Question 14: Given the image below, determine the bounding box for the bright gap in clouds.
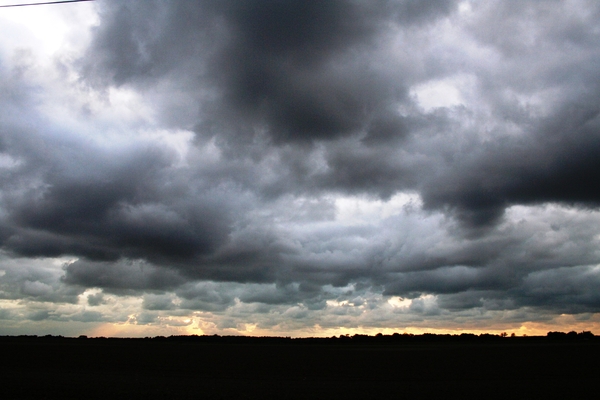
[388,296,413,308]
[0,0,97,59]
[334,192,422,225]
[410,74,476,111]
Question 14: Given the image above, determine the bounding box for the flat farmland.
[1,336,598,399]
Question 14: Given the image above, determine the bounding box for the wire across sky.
[0,0,93,8]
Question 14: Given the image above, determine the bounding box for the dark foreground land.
[1,334,599,399]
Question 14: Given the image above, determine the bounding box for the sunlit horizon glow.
[2,1,600,338]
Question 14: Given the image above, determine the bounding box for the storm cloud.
[1,0,600,336]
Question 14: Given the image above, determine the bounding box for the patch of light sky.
[39,85,157,136]
[410,74,477,112]
[0,2,199,167]
[388,296,413,308]
[0,0,98,60]
[0,153,21,169]
[334,192,422,225]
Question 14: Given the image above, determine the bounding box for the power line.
[0,0,94,8]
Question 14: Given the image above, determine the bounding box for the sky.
[1,0,600,338]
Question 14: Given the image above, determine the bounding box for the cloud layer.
[1,0,600,336]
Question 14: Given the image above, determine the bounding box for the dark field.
[1,335,598,399]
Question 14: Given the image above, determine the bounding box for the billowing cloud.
[1,0,600,337]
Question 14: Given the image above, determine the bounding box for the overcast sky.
[1,0,600,337]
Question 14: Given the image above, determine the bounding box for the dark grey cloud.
[62,259,184,292]
[517,265,600,313]
[0,80,234,265]
[417,0,600,228]
[0,255,83,304]
[422,101,600,227]
[82,0,457,144]
[3,0,600,333]
[176,281,237,312]
[142,293,175,311]
[86,292,105,306]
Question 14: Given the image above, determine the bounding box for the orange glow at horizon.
[81,314,600,338]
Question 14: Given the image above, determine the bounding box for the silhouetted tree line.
[1,330,596,345]
[546,330,595,340]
